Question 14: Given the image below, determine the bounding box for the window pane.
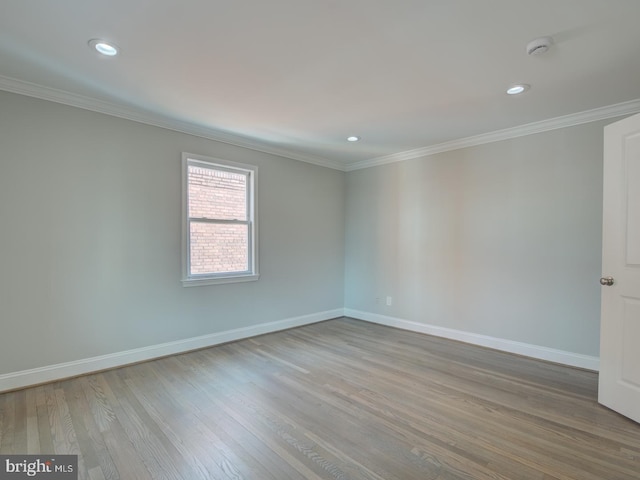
[190,222,249,274]
[188,165,247,220]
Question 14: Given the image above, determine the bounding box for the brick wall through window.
[188,166,249,274]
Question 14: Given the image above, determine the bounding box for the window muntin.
[182,153,258,286]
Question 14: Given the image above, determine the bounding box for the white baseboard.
[0,309,344,392]
[1,307,599,392]
[345,309,600,371]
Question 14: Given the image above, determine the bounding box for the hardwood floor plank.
[276,371,530,480]
[341,358,635,477]
[101,369,192,480]
[52,386,86,476]
[168,363,307,480]
[34,385,55,454]
[88,465,107,480]
[123,361,257,480]
[66,377,120,480]
[101,422,153,480]
[82,375,117,433]
[1,317,639,480]
[0,392,14,453]
[90,374,153,480]
[11,390,27,453]
[25,388,40,454]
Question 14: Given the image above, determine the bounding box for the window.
[182,153,258,286]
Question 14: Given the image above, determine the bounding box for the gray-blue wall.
[345,120,612,356]
[0,90,345,375]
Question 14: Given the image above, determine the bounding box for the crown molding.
[3,74,639,174]
[0,75,346,171]
[345,98,640,171]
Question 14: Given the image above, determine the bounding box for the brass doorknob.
[600,276,614,286]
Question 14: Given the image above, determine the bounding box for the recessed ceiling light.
[506,84,530,95]
[88,39,119,57]
[347,136,360,142]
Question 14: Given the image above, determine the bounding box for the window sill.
[182,273,260,287]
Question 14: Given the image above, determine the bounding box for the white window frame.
[181,152,259,286]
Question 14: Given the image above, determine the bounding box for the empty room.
[1,1,640,479]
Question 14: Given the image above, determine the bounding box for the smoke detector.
[526,36,553,56]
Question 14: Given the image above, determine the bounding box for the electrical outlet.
[386,296,392,306]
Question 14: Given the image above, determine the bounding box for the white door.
[598,112,640,423]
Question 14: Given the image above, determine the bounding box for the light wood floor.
[1,317,639,479]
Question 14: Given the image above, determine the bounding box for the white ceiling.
[1,0,640,170]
